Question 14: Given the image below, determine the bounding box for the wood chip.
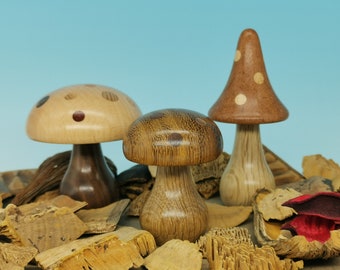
[263,145,304,185]
[127,190,151,216]
[0,243,37,270]
[35,232,144,270]
[197,227,303,270]
[256,188,301,221]
[206,202,252,229]
[0,203,87,252]
[303,154,340,189]
[144,239,202,270]
[76,199,130,234]
[0,169,36,197]
[113,226,156,257]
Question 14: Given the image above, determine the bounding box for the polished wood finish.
[26,84,142,208]
[123,109,223,245]
[209,29,288,124]
[60,144,119,208]
[26,84,142,144]
[220,124,275,206]
[124,109,223,166]
[140,166,208,245]
[209,29,288,206]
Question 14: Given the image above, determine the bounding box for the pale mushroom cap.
[26,84,142,144]
[123,109,223,166]
[209,28,289,124]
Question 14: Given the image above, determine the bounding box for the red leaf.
[282,192,340,221]
[281,214,336,243]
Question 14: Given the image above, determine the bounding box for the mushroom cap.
[26,84,142,144]
[209,29,289,124]
[123,108,223,166]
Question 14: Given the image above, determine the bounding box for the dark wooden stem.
[60,143,119,208]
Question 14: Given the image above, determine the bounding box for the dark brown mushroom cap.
[123,109,223,166]
[209,28,289,124]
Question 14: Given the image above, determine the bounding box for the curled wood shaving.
[256,188,301,221]
[76,199,130,234]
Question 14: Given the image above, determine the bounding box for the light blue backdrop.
[1,1,339,174]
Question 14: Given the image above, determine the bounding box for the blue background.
[1,1,339,174]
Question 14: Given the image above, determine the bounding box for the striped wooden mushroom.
[209,29,288,206]
[123,108,223,245]
[26,84,141,208]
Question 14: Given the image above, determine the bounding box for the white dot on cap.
[235,94,247,105]
[234,50,241,62]
[253,72,264,84]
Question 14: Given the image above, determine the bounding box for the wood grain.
[219,124,275,206]
[140,166,208,245]
[26,84,141,144]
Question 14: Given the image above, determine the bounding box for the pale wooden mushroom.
[209,29,288,206]
[26,84,141,208]
[123,108,223,245]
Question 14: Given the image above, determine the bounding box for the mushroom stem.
[60,143,119,208]
[140,165,208,245]
[220,124,275,206]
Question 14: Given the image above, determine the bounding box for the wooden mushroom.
[209,29,288,206]
[26,84,141,208]
[123,108,223,245]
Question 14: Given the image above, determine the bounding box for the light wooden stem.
[140,166,208,245]
[219,124,275,206]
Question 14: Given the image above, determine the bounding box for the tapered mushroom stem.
[219,124,275,206]
[60,143,119,208]
[140,165,208,245]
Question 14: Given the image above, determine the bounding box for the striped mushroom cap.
[209,29,288,124]
[123,109,223,166]
[26,84,142,144]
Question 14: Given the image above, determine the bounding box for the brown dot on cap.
[84,84,97,87]
[64,93,76,100]
[168,132,183,147]
[102,91,119,102]
[36,96,49,108]
[72,111,85,122]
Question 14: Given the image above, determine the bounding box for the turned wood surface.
[26,84,142,144]
[208,28,288,125]
[123,108,223,166]
[140,166,208,245]
[219,124,275,206]
[60,144,119,209]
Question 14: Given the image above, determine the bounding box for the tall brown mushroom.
[26,84,142,208]
[123,108,223,245]
[209,29,288,206]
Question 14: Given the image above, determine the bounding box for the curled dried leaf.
[254,188,340,259]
